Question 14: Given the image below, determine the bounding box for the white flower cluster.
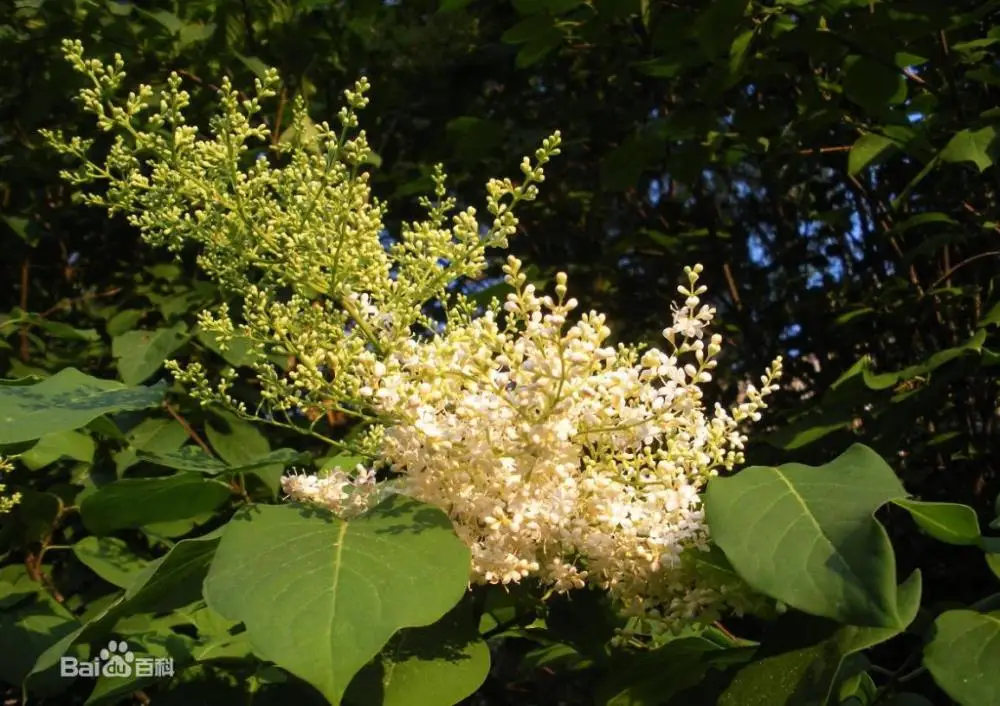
[352,260,781,624]
[50,41,783,628]
[281,466,379,519]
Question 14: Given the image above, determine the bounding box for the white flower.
[363,260,782,627]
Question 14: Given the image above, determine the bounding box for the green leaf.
[438,0,473,10]
[982,538,1000,580]
[0,368,166,444]
[941,126,998,172]
[892,499,981,546]
[178,22,215,48]
[859,330,988,390]
[843,56,907,111]
[234,53,271,80]
[20,430,95,470]
[891,212,957,235]
[0,568,79,689]
[760,404,857,450]
[0,490,61,549]
[705,444,908,627]
[924,609,1000,705]
[138,446,301,476]
[84,631,196,705]
[346,602,490,706]
[112,324,189,385]
[980,300,1000,327]
[204,496,471,705]
[598,638,751,705]
[728,29,754,79]
[631,58,685,78]
[106,309,146,337]
[693,0,750,58]
[719,571,921,706]
[113,418,189,476]
[848,133,898,175]
[29,534,220,679]
[2,215,42,245]
[206,411,269,465]
[80,474,232,535]
[135,8,184,34]
[987,552,1000,581]
[72,537,150,589]
[8,310,100,342]
[104,0,133,16]
[502,15,553,44]
[320,454,367,472]
[137,446,229,474]
[516,30,562,67]
[196,328,258,367]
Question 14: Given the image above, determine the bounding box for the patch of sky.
[779,322,802,358]
[648,178,663,205]
[747,232,771,267]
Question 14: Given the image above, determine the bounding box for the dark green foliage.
[2,0,999,704]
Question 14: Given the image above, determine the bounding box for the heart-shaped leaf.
[925,609,1000,705]
[705,444,908,627]
[204,496,471,704]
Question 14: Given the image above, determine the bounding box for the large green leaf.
[206,411,270,465]
[80,474,232,535]
[0,368,166,444]
[940,126,998,172]
[20,429,95,470]
[137,446,300,476]
[205,411,291,495]
[345,602,490,706]
[718,571,921,706]
[112,324,189,385]
[204,496,471,705]
[858,330,988,390]
[892,499,981,546]
[84,630,197,706]
[29,534,221,679]
[72,536,150,589]
[0,566,80,690]
[597,638,752,706]
[985,537,1000,580]
[924,609,1000,705]
[704,444,908,627]
[113,418,190,476]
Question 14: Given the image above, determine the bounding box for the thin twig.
[722,263,742,311]
[798,145,851,155]
[928,251,1000,290]
[164,402,214,456]
[38,287,123,319]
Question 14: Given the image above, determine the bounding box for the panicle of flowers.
[0,457,21,515]
[50,41,785,630]
[358,260,782,626]
[44,39,561,435]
